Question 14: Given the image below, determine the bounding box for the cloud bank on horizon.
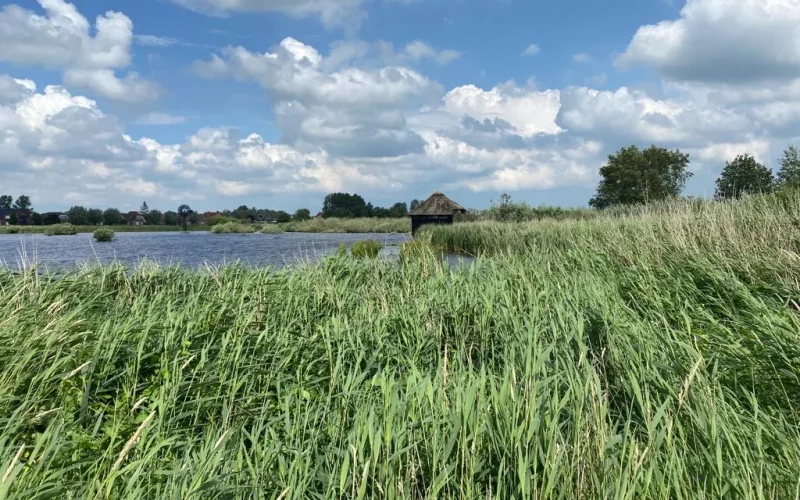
[0,0,798,211]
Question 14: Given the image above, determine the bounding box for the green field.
[1,193,799,498]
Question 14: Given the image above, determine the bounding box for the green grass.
[0,225,207,235]
[1,192,800,497]
[351,239,383,258]
[280,217,410,233]
[209,222,257,234]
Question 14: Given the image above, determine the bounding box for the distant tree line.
[588,143,800,209]
[322,193,409,218]
[10,143,794,228]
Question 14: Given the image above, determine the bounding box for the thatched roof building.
[408,191,465,235]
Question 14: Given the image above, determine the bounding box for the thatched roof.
[409,191,466,216]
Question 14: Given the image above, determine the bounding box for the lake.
[0,231,471,270]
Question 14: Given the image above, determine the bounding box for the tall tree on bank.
[715,154,774,199]
[86,208,103,225]
[103,208,123,226]
[589,145,692,209]
[163,211,179,226]
[140,201,150,215]
[145,209,163,225]
[776,145,800,190]
[293,208,311,221]
[322,193,370,218]
[0,195,12,209]
[13,195,32,210]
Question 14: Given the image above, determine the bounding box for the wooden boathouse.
[408,191,466,235]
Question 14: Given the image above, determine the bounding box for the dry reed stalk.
[2,444,25,484]
[112,411,156,471]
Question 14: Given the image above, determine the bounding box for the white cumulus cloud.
[616,0,800,83]
[0,0,160,102]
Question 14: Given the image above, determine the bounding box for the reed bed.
[280,217,410,233]
[209,222,258,234]
[1,192,799,498]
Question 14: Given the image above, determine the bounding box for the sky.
[1,0,799,213]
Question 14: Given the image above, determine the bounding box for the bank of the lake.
[0,217,411,236]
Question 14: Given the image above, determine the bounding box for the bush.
[260,224,284,234]
[351,239,383,259]
[208,215,238,226]
[93,227,115,242]
[44,224,77,236]
[210,222,257,234]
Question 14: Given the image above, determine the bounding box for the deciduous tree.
[103,208,123,226]
[776,145,800,190]
[589,145,692,209]
[715,154,774,199]
[13,195,32,210]
[163,211,179,226]
[322,193,370,218]
[86,208,103,225]
[66,206,89,225]
[293,208,311,221]
[145,209,163,225]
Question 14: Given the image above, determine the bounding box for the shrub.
[93,227,115,242]
[351,239,382,259]
[260,224,284,234]
[210,222,257,234]
[44,224,77,236]
[208,215,238,226]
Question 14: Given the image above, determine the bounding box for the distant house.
[58,214,70,223]
[0,209,33,226]
[254,211,267,223]
[127,211,146,226]
[199,211,220,225]
[407,191,466,235]
[315,212,324,219]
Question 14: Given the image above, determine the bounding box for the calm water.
[0,231,471,270]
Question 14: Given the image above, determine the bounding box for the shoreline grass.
[209,221,257,234]
[1,193,799,497]
[0,219,411,235]
[0,225,207,235]
[280,217,410,233]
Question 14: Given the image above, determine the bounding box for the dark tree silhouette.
[178,204,193,231]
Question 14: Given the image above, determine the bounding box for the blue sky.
[1,0,798,213]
